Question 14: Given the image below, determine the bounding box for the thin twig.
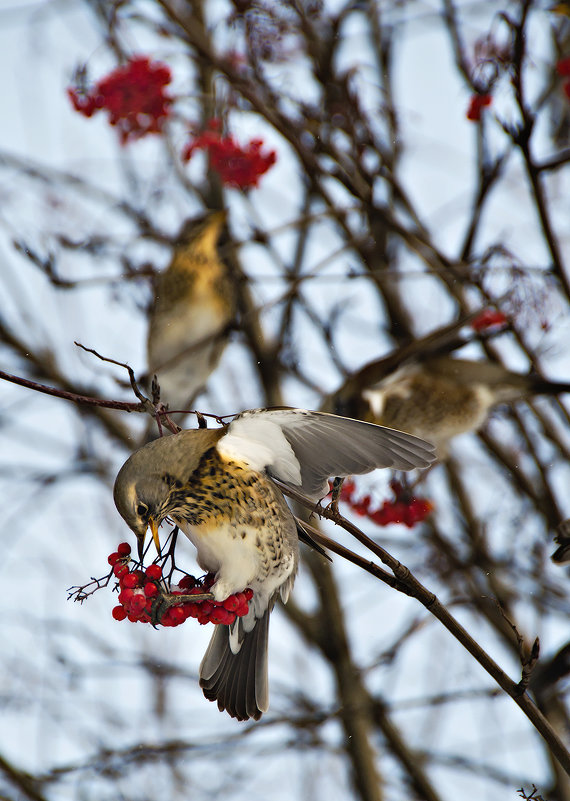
[0,370,146,413]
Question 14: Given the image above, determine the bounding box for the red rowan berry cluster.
[68,60,278,186]
[107,543,253,627]
[182,119,277,189]
[68,56,172,144]
[339,479,433,528]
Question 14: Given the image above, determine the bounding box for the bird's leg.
[329,476,344,514]
[312,477,343,520]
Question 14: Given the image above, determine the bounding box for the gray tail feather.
[199,609,270,721]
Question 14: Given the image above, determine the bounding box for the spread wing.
[218,408,436,500]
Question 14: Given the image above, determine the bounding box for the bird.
[113,407,436,721]
[146,210,235,419]
[360,356,570,457]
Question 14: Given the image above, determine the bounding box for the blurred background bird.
[113,408,436,720]
[360,356,570,457]
[146,210,235,425]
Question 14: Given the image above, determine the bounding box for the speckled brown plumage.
[166,447,295,592]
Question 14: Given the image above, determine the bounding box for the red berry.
[200,601,213,616]
[370,507,389,525]
[351,495,371,515]
[466,93,492,122]
[404,499,432,526]
[185,603,199,618]
[144,582,159,598]
[108,552,120,565]
[223,595,239,611]
[391,502,407,523]
[168,607,186,626]
[131,593,146,612]
[339,478,356,502]
[244,588,254,601]
[145,564,162,580]
[117,542,131,556]
[471,309,507,331]
[556,57,570,78]
[112,605,127,621]
[118,588,135,605]
[113,563,129,578]
[210,608,227,624]
[178,575,197,590]
[122,573,140,589]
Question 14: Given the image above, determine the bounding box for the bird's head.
[113,454,173,560]
[113,428,225,559]
[177,209,228,252]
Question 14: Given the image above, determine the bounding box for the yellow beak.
[137,516,161,561]
[149,516,161,552]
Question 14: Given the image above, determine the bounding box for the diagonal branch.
[277,480,570,776]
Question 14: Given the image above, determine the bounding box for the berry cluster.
[466,93,493,122]
[339,479,433,528]
[68,62,278,186]
[182,119,277,189]
[107,544,253,627]
[68,56,172,144]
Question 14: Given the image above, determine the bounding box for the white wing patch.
[217,416,302,486]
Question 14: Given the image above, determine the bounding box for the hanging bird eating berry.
[113,408,436,720]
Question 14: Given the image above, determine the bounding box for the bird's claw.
[150,590,214,626]
[329,476,344,514]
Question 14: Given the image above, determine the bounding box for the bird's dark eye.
[137,503,149,518]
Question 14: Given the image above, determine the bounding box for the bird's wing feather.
[220,409,436,500]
